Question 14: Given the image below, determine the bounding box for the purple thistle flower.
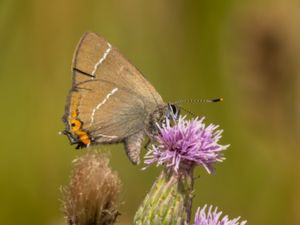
[144,116,229,173]
[194,205,247,225]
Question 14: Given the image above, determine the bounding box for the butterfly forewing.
[72,32,164,107]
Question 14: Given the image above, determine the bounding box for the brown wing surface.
[72,79,147,143]
[72,32,164,109]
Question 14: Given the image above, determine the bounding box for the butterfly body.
[62,32,174,164]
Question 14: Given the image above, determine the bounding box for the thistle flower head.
[144,116,229,173]
[63,151,121,225]
[194,205,247,225]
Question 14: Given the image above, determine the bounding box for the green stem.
[134,169,194,225]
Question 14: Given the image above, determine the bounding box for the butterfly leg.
[144,138,151,149]
[124,131,145,165]
[143,128,157,149]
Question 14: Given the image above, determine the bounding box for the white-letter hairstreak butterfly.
[62,32,179,164]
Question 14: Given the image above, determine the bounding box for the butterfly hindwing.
[75,79,146,142]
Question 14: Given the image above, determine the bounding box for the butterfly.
[62,32,179,164]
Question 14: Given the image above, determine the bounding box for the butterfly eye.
[170,104,177,114]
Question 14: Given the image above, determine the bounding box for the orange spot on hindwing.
[68,92,91,145]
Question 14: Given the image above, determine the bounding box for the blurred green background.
[0,0,299,224]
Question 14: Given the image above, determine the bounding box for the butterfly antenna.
[177,105,196,117]
[173,98,223,104]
